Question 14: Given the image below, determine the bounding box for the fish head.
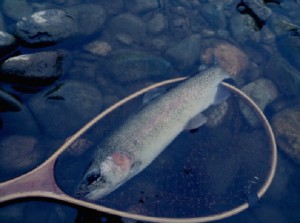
[76,152,133,200]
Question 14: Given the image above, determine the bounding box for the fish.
[76,66,231,200]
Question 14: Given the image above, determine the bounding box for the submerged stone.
[147,13,166,35]
[28,81,103,138]
[230,14,260,43]
[239,78,279,127]
[0,135,43,174]
[108,13,146,43]
[0,106,39,135]
[238,0,272,28]
[269,15,298,36]
[0,203,25,223]
[16,9,77,44]
[165,34,201,70]
[83,41,112,57]
[65,4,107,36]
[204,101,229,128]
[126,0,161,14]
[0,12,5,31]
[265,54,300,97]
[272,105,300,163]
[0,51,64,86]
[115,33,134,45]
[277,33,300,71]
[200,40,249,77]
[201,2,227,29]
[2,0,33,21]
[15,4,106,44]
[0,89,23,112]
[109,50,172,83]
[0,31,18,59]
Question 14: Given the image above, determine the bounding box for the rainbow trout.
[76,66,231,200]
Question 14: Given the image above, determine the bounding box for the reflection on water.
[0,0,300,222]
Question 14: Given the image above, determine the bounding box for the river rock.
[0,12,5,31]
[238,0,272,27]
[0,31,18,59]
[27,81,103,138]
[147,13,166,35]
[0,89,22,112]
[239,78,279,127]
[126,0,161,14]
[204,101,229,128]
[109,50,172,83]
[15,4,106,44]
[0,203,25,223]
[16,9,77,44]
[0,51,64,86]
[23,202,75,223]
[52,0,81,5]
[265,54,300,97]
[2,0,33,21]
[0,106,39,135]
[230,14,260,43]
[115,33,134,45]
[65,4,106,36]
[108,13,146,43]
[151,37,167,50]
[261,26,276,44]
[277,33,300,71]
[200,40,249,77]
[165,34,201,71]
[83,41,112,57]
[264,152,295,203]
[269,14,298,36]
[272,105,300,163]
[200,2,227,29]
[253,205,287,223]
[0,135,43,175]
[100,0,124,15]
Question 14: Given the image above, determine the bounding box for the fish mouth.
[74,183,90,198]
[75,178,124,201]
[74,186,100,200]
[74,179,111,200]
[74,189,89,198]
[78,187,112,201]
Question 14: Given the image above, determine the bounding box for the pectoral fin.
[185,113,207,132]
[213,84,231,105]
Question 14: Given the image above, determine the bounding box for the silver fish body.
[76,66,230,200]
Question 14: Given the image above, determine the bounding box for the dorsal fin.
[185,113,207,132]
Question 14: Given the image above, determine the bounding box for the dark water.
[1,0,300,223]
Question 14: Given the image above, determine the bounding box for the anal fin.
[185,113,207,132]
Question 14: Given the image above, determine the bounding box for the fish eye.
[86,172,101,185]
[85,172,107,185]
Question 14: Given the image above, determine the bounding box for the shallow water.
[1,0,300,222]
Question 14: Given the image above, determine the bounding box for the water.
[1,0,300,222]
